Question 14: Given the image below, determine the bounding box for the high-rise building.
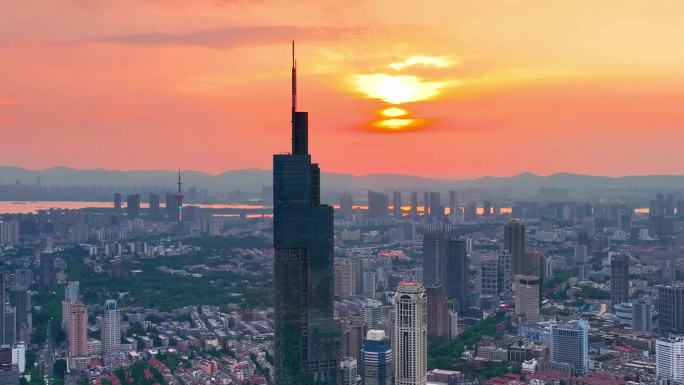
[393,191,402,219]
[361,300,383,329]
[3,307,15,346]
[482,201,492,217]
[40,253,56,290]
[610,254,629,310]
[68,301,88,359]
[8,286,30,343]
[423,192,429,217]
[334,259,357,297]
[410,192,418,218]
[395,282,427,385]
[425,285,448,343]
[339,357,361,385]
[0,221,19,244]
[368,191,389,219]
[362,271,377,299]
[575,244,589,281]
[149,193,160,218]
[13,270,31,288]
[658,283,684,335]
[446,239,467,311]
[341,318,365,364]
[113,193,122,213]
[448,310,459,339]
[340,192,353,221]
[361,330,392,385]
[656,337,684,383]
[428,192,443,220]
[272,43,339,385]
[514,275,540,323]
[504,219,527,275]
[550,320,589,376]
[126,194,140,219]
[101,300,121,354]
[422,232,448,288]
[448,191,457,218]
[0,273,5,346]
[632,300,654,333]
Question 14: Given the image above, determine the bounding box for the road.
[41,321,55,385]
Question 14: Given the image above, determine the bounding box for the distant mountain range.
[1,165,684,195]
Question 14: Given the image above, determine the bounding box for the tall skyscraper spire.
[291,41,308,155]
[273,43,339,385]
[177,168,182,193]
[175,169,184,222]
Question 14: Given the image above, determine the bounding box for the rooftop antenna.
[177,168,182,193]
[291,40,297,151]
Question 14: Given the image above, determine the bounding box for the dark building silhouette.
[392,191,402,218]
[483,200,492,217]
[339,192,353,221]
[272,43,339,385]
[429,192,443,220]
[410,192,418,217]
[610,254,629,310]
[149,193,160,218]
[165,193,179,219]
[448,190,457,217]
[425,284,448,343]
[368,191,389,219]
[504,219,527,275]
[658,283,684,335]
[40,253,56,290]
[447,239,468,311]
[126,194,140,219]
[423,233,468,311]
[113,193,122,213]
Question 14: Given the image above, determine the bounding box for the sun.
[353,74,450,104]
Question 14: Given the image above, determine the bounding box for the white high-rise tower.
[101,299,121,353]
[394,282,427,385]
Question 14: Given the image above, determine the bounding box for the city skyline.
[2,1,684,177]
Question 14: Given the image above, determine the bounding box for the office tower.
[663,259,676,284]
[422,232,448,288]
[0,221,19,244]
[658,283,684,334]
[340,192,353,221]
[393,191,402,219]
[448,310,459,339]
[368,191,389,219]
[446,239,468,311]
[448,191,457,217]
[13,270,31,288]
[428,192,442,220]
[40,253,56,290]
[425,285,448,343]
[504,219,526,275]
[632,300,654,333]
[101,300,121,354]
[656,337,684,382]
[341,318,365,363]
[394,282,427,385]
[410,192,418,218]
[272,44,339,385]
[610,254,629,310]
[482,201,492,217]
[361,300,383,329]
[3,307,15,346]
[514,275,540,323]
[334,259,357,297]
[126,194,140,219]
[362,330,392,385]
[423,192,429,216]
[550,320,589,376]
[575,244,589,281]
[113,193,122,213]
[149,193,160,218]
[8,286,30,342]
[665,193,676,216]
[0,345,17,385]
[339,357,361,385]
[68,301,88,359]
[363,271,377,299]
[165,193,179,219]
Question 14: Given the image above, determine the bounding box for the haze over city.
[2,1,684,177]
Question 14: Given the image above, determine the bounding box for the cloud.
[87,25,369,49]
[388,55,456,71]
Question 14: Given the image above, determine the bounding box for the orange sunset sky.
[1,0,684,178]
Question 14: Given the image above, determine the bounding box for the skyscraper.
[446,239,468,311]
[149,193,160,218]
[514,275,540,323]
[126,194,140,219]
[610,254,629,310]
[658,283,684,335]
[504,219,526,275]
[68,301,88,359]
[339,357,361,385]
[368,191,389,219]
[334,259,357,298]
[410,192,418,218]
[113,193,122,213]
[656,337,684,383]
[175,170,184,222]
[340,192,353,221]
[395,282,427,385]
[272,43,339,385]
[423,233,468,310]
[422,232,448,287]
[8,285,30,343]
[393,191,402,219]
[361,330,392,385]
[550,320,589,376]
[425,285,448,343]
[101,300,121,354]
